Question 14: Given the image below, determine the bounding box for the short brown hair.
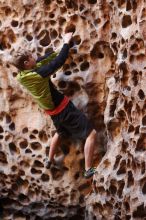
[14,52,31,70]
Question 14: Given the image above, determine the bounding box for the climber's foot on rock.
[83,167,96,179]
[45,157,63,170]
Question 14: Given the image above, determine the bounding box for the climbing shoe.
[46,161,52,169]
[44,159,52,169]
[83,167,96,178]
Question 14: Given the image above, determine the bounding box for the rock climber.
[14,32,97,178]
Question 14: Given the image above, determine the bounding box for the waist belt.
[45,96,69,116]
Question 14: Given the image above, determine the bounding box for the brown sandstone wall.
[0,0,145,220]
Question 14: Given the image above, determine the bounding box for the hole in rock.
[31,202,44,210]
[45,146,50,156]
[33,160,44,168]
[90,41,114,61]
[141,162,145,175]
[29,134,36,139]
[138,89,145,100]
[25,148,32,154]
[31,168,42,174]
[74,172,80,180]
[11,20,18,27]
[122,38,126,45]
[117,160,126,175]
[5,114,11,123]
[91,48,104,59]
[87,0,97,4]
[50,29,58,39]
[133,203,146,218]
[37,47,43,53]
[39,130,48,142]
[30,142,42,150]
[117,110,126,121]
[11,165,17,172]
[13,211,27,219]
[132,1,137,10]
[22,127,28,133]
[141,178,146,194]
[54,40,60,47]
[73,68,79,73]
[109,95,118,117]
[129,55,135,63]
[65,0,78,9]
[0,151,7,163]
[124,100,132,118]
[128,125,134,133]
[0,126,3,133]
[70,62,76,68]
[4,7,12,16]
[126,215,131,220]
[64,71,72,76]
[19,139,28,149]
[58,81,67,89]
[107,119,121,139]
[112,42,118,53]
[123,48,127,59]
[114,155,122,170]
[124,201,130,212]
[126,0,132,11]
[32,129,38,134]
[130,43,138,52]
[127,170,134,187]
[44,0,51,4]
[131,70,138,86]
[109,180,117,195]
[9,142,18,155]
[122,15,132,28]
[26,34,33,41]
[136,134,146,151]
[117,180,125,198]
[142,115,146,126]
[18,193,29,204]
[72,35,81,45]
[65,24,76,33]
[59,17,66,26]
[49,13,55,18]
[54,187,61,194]
[62,81,81,96]
[79,194,84,204]
[12,72,17,77]
[60,144,70,155]
[41,173,50,181]
[40,30,51,47]
[9,122,15,130]
[50,20,56,26]
[78,182,90,192]
[80,61,89,71]
[119,62,129,85]
[97,186,105,194]
[50,167,64,180]
[19,160,30,168]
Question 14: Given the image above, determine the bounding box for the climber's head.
[14,52,36,71]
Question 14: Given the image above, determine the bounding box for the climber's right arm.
[36,43,70,77]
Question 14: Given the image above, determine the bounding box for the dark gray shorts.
[51,101,93,140]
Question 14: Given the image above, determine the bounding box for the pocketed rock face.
[0,0,145,220]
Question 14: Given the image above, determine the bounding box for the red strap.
[45,96,69,116]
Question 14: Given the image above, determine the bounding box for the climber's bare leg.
[84,129,97,171]
[48,132,61,162]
